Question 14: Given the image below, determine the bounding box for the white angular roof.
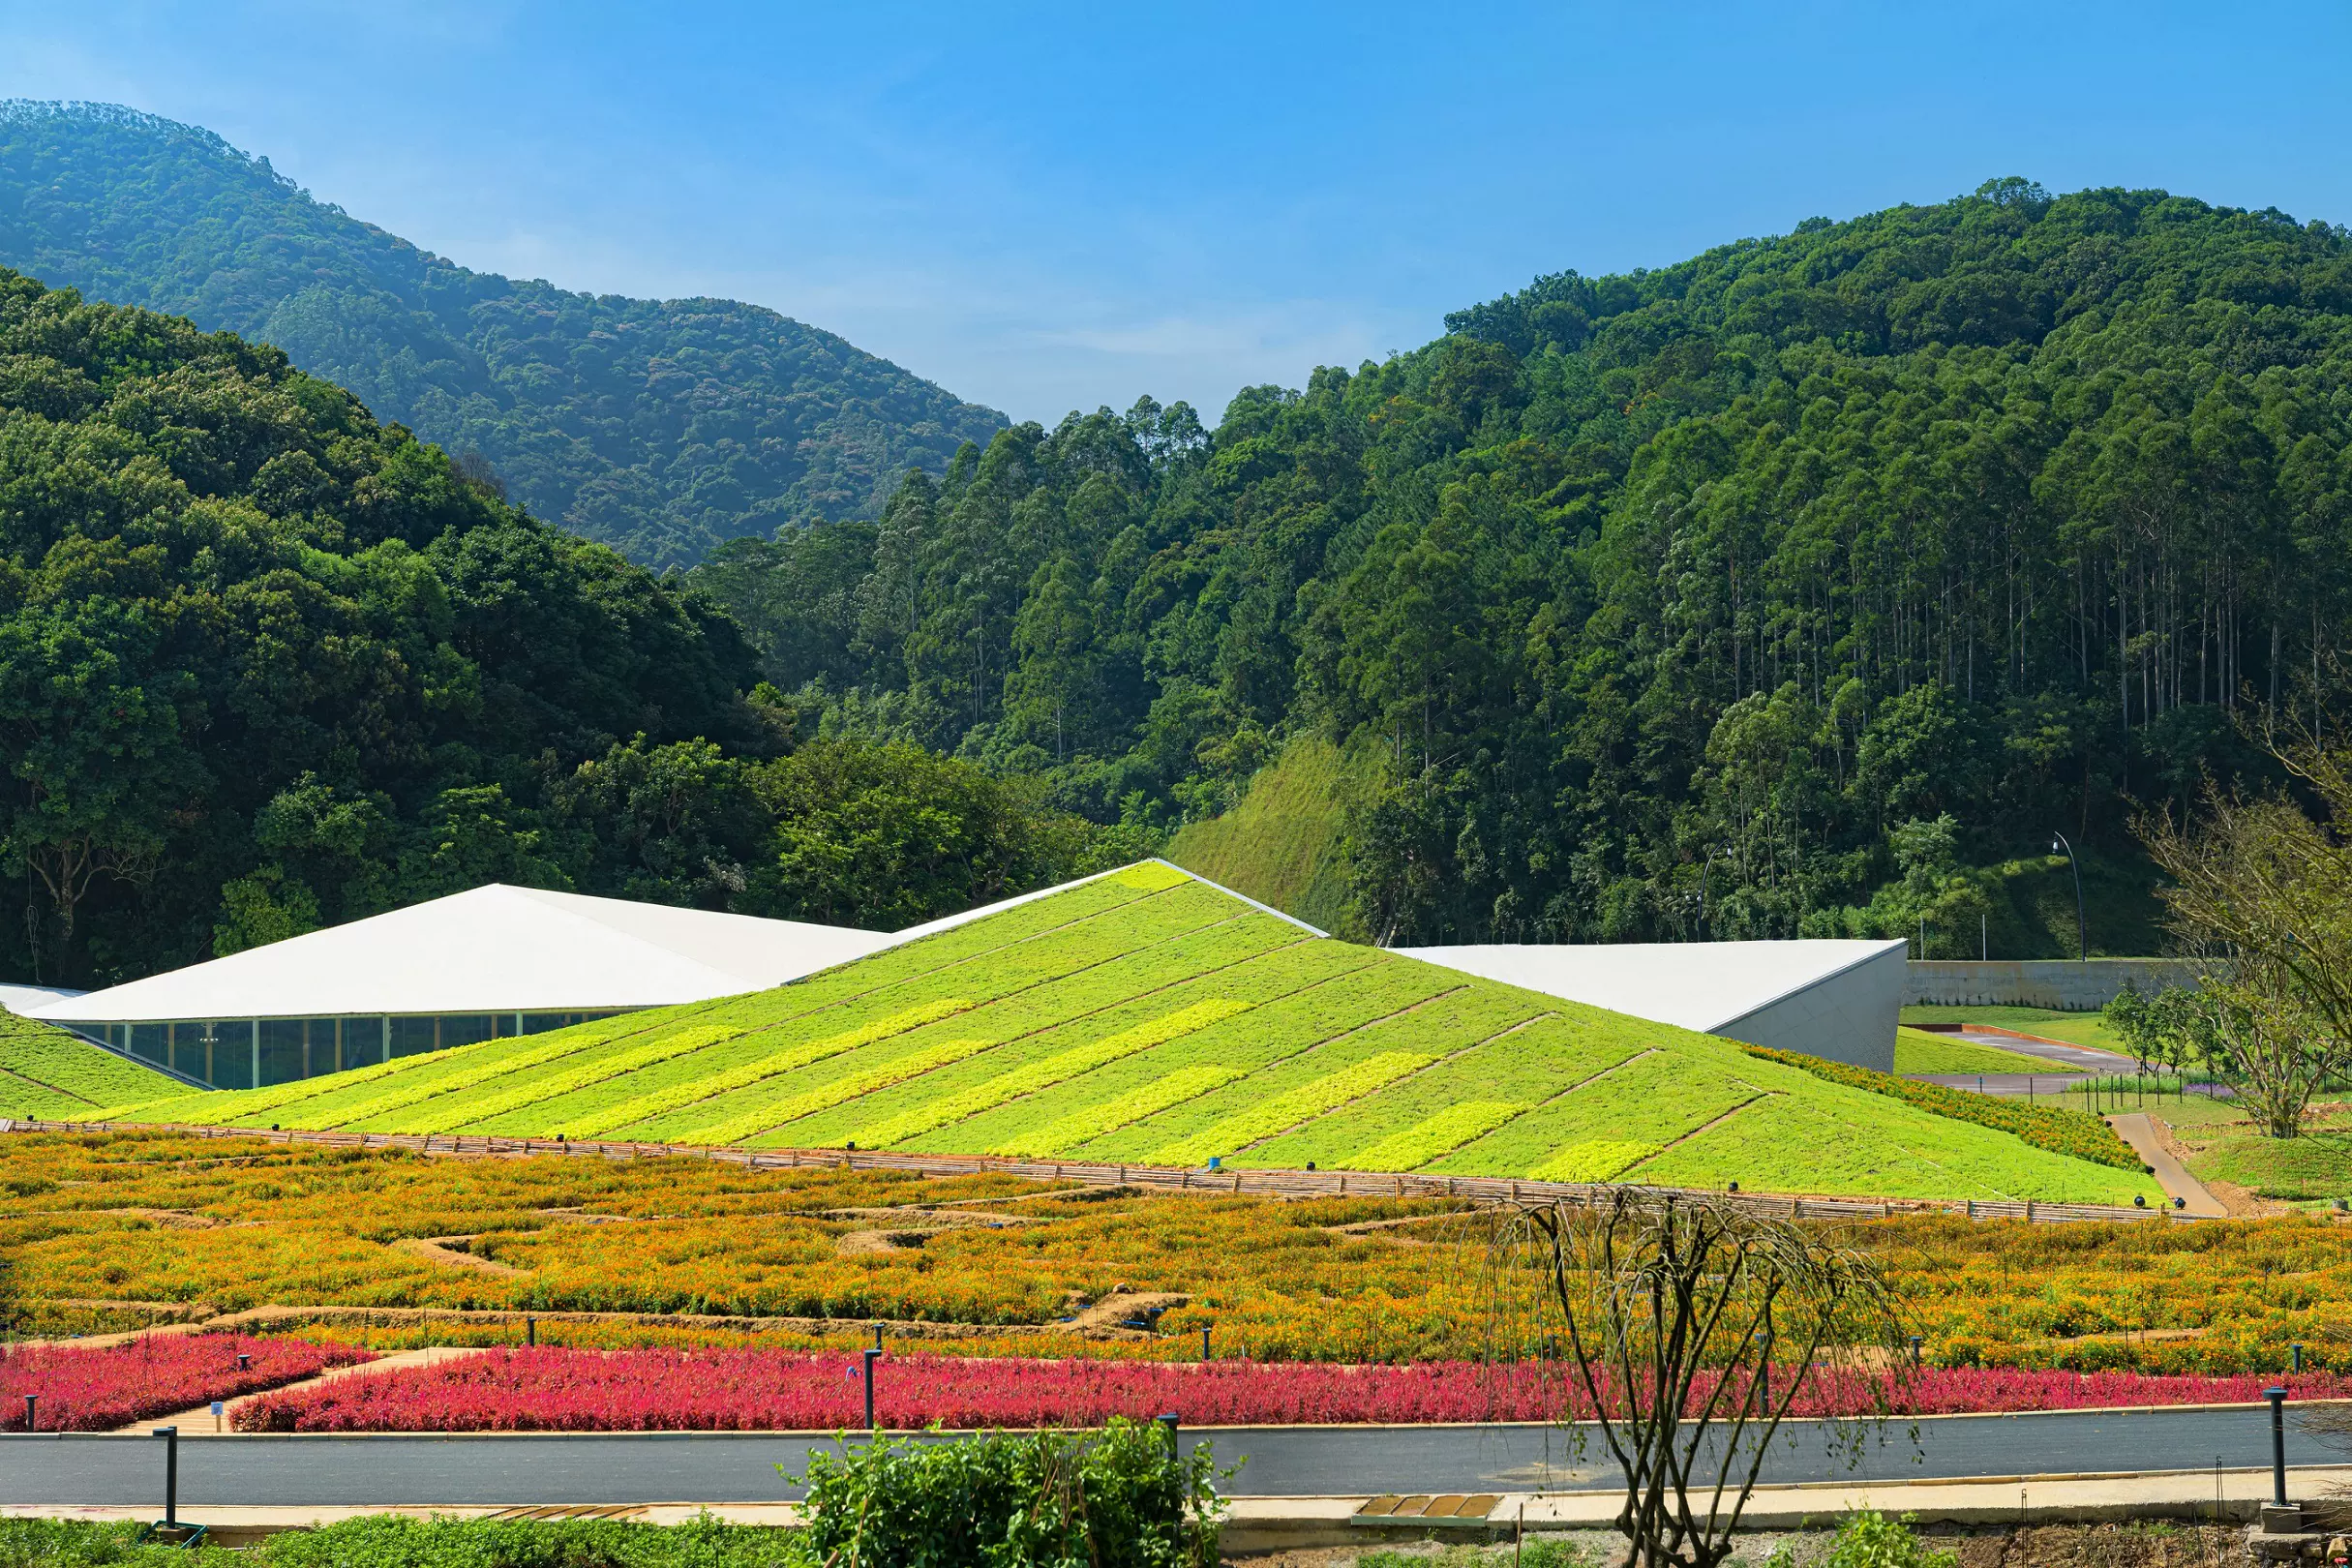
[33,885,894,1024]
[0,982,82,1015]
[1394,939,1908,1034]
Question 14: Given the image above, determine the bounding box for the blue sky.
[3,2,2348,424]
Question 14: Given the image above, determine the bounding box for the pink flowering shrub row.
[0,1334,373,1431]
[228,1346,2352,1432]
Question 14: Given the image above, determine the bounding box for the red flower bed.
[227,1346,2352,1432]
[0,1334,374,1432]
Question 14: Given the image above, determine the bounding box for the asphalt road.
[1,1405,2337,1506]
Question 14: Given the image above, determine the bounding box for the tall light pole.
[2050,831,2087,961]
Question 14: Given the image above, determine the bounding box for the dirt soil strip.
[107,1346,492,1434]
[0,1115,2186,1226]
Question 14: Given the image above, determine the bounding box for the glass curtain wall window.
[86,1012,622,1088]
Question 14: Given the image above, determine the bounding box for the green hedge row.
[1738,1046,2146,1172]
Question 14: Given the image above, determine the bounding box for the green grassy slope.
[1893,1027,2055,1075]
[1901,1006,2129,1054]
[1163,737,1385,938]
[87,864,2164,1204]
[0,1008,181,1120]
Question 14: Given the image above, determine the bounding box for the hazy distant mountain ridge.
[0,101,1006,565]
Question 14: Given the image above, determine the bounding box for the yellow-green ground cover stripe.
[805,924,1325,1151]
[635,907,1287,1146]
[1247,1009,1645,1170]
[547,1002,975,1138]
[985,1066,1244,1158]
[933,944,1392,1157]
[1430,1051,1769,1181]
[370,1025,748,1135]
[824,998,1256,1151]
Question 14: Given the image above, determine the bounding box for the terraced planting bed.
[82,864,2163,1206]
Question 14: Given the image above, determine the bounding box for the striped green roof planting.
[84,864,2163,1205]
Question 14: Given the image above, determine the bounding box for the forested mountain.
[0,270,1112,988]
[0,101,1006,568]
[692,179,2352,954]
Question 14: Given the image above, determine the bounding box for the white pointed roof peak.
[34,884,894,1024]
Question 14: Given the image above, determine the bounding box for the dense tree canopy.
[693,180,2352,953]
[0,270,1102,987]
[0,101,1007,568]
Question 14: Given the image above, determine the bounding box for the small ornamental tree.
[2138,725,2352,1138]
[1491,1191,1909,1568]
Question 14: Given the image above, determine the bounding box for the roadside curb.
[13,1464,2352,1552]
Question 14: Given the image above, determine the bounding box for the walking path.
[2108,1113,2228,1217]
[111,1347,490,1434]
[1945,1027,2139,1075]
[8,1402,2337,1505]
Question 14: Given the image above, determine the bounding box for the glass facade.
[75,1011,620,1090]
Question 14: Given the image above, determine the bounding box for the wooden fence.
[0,1116,2192,1225]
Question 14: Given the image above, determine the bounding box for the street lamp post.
[2050,831,2087,961]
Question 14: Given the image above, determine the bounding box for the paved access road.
[1,1405,2336,1506]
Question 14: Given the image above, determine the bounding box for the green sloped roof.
[89,863,2162,1205]
[1,1007,182,1120]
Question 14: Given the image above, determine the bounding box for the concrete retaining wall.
[1904,958,2195,1010]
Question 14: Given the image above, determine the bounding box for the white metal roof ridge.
[1391,938,1909,1034]
[32,885,896,1024]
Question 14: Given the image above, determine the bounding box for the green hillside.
[0,1008,181,1121]
[1162,737,1384,937]
[0,260,1098,991]
[688,179,2352,950]
[0,102,1006,567]
[93,864,2161,1205]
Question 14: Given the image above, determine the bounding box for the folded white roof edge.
[1706,939,1911,1035]
[1392,938,1910,1034]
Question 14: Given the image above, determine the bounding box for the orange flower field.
[3,1130,2346,1374]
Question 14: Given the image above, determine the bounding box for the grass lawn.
[2156,1095,2352,1202]
[1901,1004,2130,1055]
[80,864,2162,1204]
[1892,1026,2053,1075]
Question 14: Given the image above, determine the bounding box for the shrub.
[1807,1512,1958,1568]
[792,1419,1225,1568]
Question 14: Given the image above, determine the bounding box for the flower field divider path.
[0,1115,2192,1226]
[106,1345,495,1433]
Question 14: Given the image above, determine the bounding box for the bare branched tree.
[1490,1191,1907,1568]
